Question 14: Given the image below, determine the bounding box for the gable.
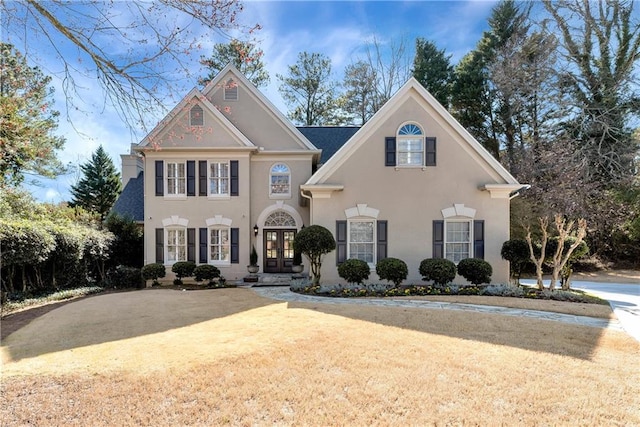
[138,90,254,150]
[306,79,520,187]
[203,67,319,154]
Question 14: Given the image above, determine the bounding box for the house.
[115,64,525,284]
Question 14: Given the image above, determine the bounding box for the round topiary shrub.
[172,261,196,285]
[141,263,166,286]
[419,258,456,285]
[457,258,492,285]
[193,264,220,284]
[338,258,370,284]
[376,257,408,286]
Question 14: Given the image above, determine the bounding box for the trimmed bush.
[419,258,456,285]
[376,257,408,286]
[141,263,166,286]
[457,258,492,285]
[172,261,196,279]
[194,264,220,284]
[338,258,370,284]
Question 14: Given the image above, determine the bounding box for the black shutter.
[377,220,388,262]
[187,161,196,196]
[336,221,347,265]
[230,227,239,264]
[199,228,208,263]
[474,220,485,260]
[230,160,239,196]
[187,228,196,262]
[433,220,444,259]
[155,161,164,196]
[198,161,207,196]
[155,228,164,263]
[385,137,396,166]
[425,137,436,166]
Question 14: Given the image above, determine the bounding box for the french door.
[264,229,295,273]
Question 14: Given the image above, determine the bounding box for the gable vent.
[190,105,203,126]
[224,79,238,101]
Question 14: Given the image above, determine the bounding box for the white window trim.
[443,219,473,264]
[209,226,231,266]
[269,163,291,199]
[347,218,377,269]
[396,122,425,168]
[165,161,187,199]
[208,160,231,199]
[165,227,187,265]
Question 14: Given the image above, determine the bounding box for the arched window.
[269,163,291,197]
[264,210,296,227]
[397,123,424,166]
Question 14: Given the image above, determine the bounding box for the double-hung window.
[209,162,229,196]
[270,163,290,197]
[445,221,471,263]
[210,227,230,263]
[166,228,186,263]
[167,162,186,196]
[397,123,424,166]
[348,220,375,264]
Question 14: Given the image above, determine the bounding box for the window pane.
[349,221,374,263]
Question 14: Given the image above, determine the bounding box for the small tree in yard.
[293,225,336,286]
[524,214,588,290]
[501,239,531,284]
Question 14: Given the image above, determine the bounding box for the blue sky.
[8,0,501,202]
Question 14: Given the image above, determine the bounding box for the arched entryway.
[256,202,303,273]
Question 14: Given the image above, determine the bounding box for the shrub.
[338,259,370,284]
[419,258,456,285]
[293,249,302,266]
[106,265,143,289]
[172,261,196,279]
[293,225,336,286]
[457,258,492,285]
[194,264,220,284]
[376,257,408,286]
[141,263,166,286]
[249,245,258,266]
[501,239,531,282]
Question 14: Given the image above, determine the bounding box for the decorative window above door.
[264,210,296,227]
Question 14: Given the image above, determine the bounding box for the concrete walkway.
[251,286,626,335]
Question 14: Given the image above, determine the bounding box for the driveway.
[522,279,640,342]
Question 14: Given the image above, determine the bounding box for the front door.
[264,229,296,273]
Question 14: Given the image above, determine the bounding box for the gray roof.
[297,126,360,163]
[111,171,144,222]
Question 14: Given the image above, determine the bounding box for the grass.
[1,288,638,426]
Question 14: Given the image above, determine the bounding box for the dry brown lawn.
[2,288,639,426]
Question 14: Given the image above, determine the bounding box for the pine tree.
[412,38,454,108]
[199,39,270,87]
[70,146,122,221]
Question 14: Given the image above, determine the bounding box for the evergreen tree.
[277,52,346,125]
[199,39,269,87]
[0,43,66,188]
[412,38,454,108]
[70,146,122,221]
[341,60,377,125]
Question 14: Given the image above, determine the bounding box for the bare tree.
[1,0,258,133]
[364,36,412,112]
[524,216,549,290]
